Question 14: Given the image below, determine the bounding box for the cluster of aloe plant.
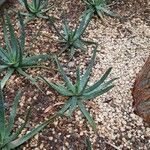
[40,46,116,130]
[0,87,57,150]
[0,0,120,149]
[49,13,94,59]
[0,13,50,89]
[18,0,52,22]
[82,0,120,22]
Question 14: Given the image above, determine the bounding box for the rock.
[132,55,150,123]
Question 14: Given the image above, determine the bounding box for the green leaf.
[79,45,97,93]
[2,107,31,147]
[97,10,105,22]
[55,57,75,93]
[5,91,21,137]
[34,0,40,10]
[22,54,50,66]
[0,65,8,72]
[83,85,114,100]
[18,12,25,54]
[69,47,75,60]
[39,76,73,96]
[18,0,25,6]
[2,20,12,56]
[23,0,33,13]
[67,97,77,117]
[9,115,57,149]
[78,101,96,130]
[85,67,112,93]
[58,99,71,115]
[10,107,31,142]
[5,14,18,59]
[62,16,70,37]
[0,46,11,63]
[0,85,6,141]
[48,18,66,41]
[76,66,81,93]
[100,7,119,18]
[74,11,92,40]
[87,77,117,95]
[85,136,92,150]
[1,68,14,89]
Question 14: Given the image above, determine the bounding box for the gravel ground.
[87,17,150,149]
[0,0,150,150]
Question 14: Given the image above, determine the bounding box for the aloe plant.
[40,46,116,130]
[50,13,94,59]
[18,0,52,22]
[0,13,50,89]
[0,86,57,150]
[82,0,120,22]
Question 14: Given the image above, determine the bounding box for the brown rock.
[132,55,150,123]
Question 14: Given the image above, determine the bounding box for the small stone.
[34,134,39,140]
[49,136,53,140]
[128,133,132,138]
[120,127,126,132]
[46,91,52,95]
[68,61,75,67]
[40,143,44,149]
[145,128,150,137]
[143,28,150,37]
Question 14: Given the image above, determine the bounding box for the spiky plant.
[50,13,94,59]
[82,0,120,22]
[40,46,116,130]
[18,0,52,22]
[0,13,50,89]
[0,86,57,150]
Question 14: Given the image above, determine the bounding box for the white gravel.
[86,17,150,149]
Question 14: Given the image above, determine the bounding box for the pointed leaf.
[18,12,25,53]
[39,76,73,96]
[5,14,18,58]
[1,68,14,89]
[22,54,50,66]
[78,101,96,130]
[83,85,115,100]
[67,97,77,117]
[55,57,75,93]
[9,115,57,149]
[58,98,71,115]
[79,45,97,93]
[0,84,6,141]
[85,67,112,93]
[10,107,31,141]
[6,91,21,137]
[76,66,81,93]
[0,46,11,62]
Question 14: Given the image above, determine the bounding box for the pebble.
[143,28,150,37]
[68,61,75,67]
[49,136,53,140]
